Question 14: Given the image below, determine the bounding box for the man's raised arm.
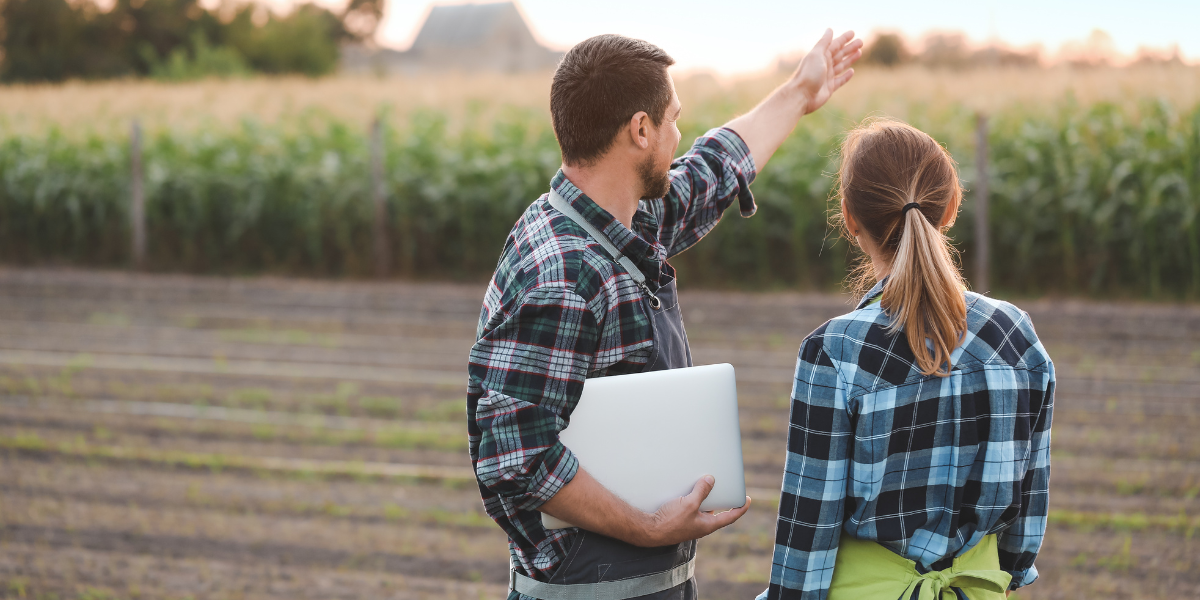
[650,30,860,259]
[725,29,862,169]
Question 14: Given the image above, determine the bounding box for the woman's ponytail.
[836,119,968,377]
[882,199,968,376]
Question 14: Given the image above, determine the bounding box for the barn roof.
[410,2,530,51]
[340,1,561,74]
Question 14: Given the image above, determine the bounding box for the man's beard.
[637,153,671,200]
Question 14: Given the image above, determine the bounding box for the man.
[468,30,862,600]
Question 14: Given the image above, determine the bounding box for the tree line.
[857,31,1185,69]
[0,0,383,82]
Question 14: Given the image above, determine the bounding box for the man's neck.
[561,162,640,229]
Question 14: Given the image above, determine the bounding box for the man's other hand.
[793,29,862,115]
[638,475,751,547]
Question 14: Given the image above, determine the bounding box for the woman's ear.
[939,201,957,228]
[841,198,859,237]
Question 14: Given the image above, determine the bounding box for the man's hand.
[539,468,750,547]
[792,29,862,116]
[640,475,751,547]
[724,29,862,168]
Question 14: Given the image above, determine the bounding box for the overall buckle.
[640,283,662,310]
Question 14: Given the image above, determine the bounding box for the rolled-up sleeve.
[647,127,757,258]
[999,362,1055,590]
[468,284,599,510]
[764,330,852,600]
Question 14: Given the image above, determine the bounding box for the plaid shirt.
[761,279,1055,600]
[467,128,757,581]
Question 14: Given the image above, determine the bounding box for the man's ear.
[627,111,651,150]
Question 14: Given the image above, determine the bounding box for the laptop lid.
[543,363,746,530]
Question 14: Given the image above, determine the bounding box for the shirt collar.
[550,170,663,267]
[856,276,889,310]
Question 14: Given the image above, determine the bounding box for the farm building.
[342,1,563,74]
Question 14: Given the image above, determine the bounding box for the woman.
[759,120,1054,600]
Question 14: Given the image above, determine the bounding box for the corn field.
[1,96,1198,298]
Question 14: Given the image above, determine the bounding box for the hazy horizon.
[239,0,1198,74]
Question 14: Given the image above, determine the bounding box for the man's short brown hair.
[550,34,676,166]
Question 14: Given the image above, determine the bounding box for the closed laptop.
[543,363,746,530]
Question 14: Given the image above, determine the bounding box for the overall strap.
[547,189,661,309]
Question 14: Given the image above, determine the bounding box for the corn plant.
[0,100,1197,299]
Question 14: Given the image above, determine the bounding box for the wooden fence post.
[370,117,390,278]
[974,114,990,293]
[130,119,146,270]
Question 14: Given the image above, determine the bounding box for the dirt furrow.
[0,543,506,600]
[0,524,508,585]
[0,347,464,386]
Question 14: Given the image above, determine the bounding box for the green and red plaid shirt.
[467,127,757,580]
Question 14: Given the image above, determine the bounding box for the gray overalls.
[508,192,697,600]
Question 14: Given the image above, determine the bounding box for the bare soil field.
[0,268,1197,600]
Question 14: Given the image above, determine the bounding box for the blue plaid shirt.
[761,279,1055,600]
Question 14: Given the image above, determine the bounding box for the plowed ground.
[0,269,1197,599]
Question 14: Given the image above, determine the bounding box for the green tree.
[0,0,381,82]
[116,0,224,74]
[1,0,97,81]
[145,31,251,81]
[862,33,910,67]
[225,4,342,76]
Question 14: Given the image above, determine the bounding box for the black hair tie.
[902,202,922,217]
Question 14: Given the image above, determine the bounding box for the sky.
[261,0,1198,74]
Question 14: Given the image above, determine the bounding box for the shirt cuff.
[516,440,581,511]
[1008,564,1039,590]
[697,127,758,217]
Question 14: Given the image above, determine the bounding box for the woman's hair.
[834,118,967,377]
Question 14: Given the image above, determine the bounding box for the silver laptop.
[543,363,746,530]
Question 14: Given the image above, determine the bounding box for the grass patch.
[422,507,493,528]
[1097,536,1137,572]
[76,587,121,600]
[228,387,273,410]
[2,376,445,423]
[0,361,91,398]
[371,428,463,452]
[87,312,130,328]
[416,400,464,422]
[6,576,29,598]
[0,433,475,483]
[358,396,401,419]
[251,424,277,441]
[1049,509,1198,536]
[1115,478,1147,496]
[6,431,48,451]
[91,425,112,442]
[218,328,340,348]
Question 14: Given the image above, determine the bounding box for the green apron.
[828,534,1011,600]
